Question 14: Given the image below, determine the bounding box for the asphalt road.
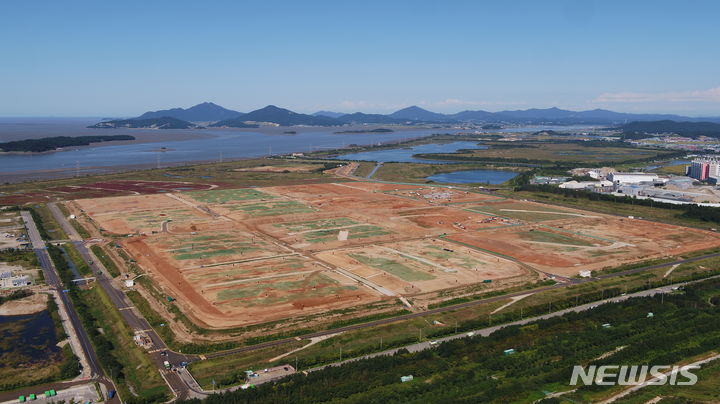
[47,203,196,400]
[20,211,120,403]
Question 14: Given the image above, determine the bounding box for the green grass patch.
[349,253,435,281]
[188,188,277,204]
[519,229,595,246]
[274,217,359,232]
[231,200,315,216]
[90,244,121,277]
[78,286,170,403]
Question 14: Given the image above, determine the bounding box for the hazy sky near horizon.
[1,0,719,117]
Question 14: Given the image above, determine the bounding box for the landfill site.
[72,181,720,330]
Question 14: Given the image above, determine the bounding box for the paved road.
[366,162,383,179]
[20,211,120,403]
[47,203,195,400]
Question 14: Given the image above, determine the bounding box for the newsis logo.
[570,365,699,386]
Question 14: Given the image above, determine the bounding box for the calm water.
[643,159,690,171]
[332,141,485,163]
[0,310,61,362]
[0,118,456,174]
[426,169,518,184]
[0,119,595,176]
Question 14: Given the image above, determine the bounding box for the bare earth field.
[74,181,720,329]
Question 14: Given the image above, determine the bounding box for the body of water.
[426,169,518,184]
[0,310,61,362]
[332,141,486,163]
[643,159,690,171]
[0,119,456,175]
[0,119,596,178]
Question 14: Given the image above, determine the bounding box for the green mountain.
[136,102,243,122]
[212,105,339,127]
[621,120,720,139]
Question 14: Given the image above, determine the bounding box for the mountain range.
[90,102,720,128]
[137,102,242,122]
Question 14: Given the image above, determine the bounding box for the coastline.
[0,123,451,183]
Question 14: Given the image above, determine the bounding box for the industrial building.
[607,172,659,185]
[0,268,33,288]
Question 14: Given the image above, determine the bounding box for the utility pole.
[75,161,80,177]
[156,154,160,169]
[219,151,223,163]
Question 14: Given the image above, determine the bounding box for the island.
[0,135,136,153]
[334,128,394,134]
[88,117,202,129]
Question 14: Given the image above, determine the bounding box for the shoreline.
[0,125,449,183]
[0,134,432,184]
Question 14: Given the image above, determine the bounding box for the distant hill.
[313,111,346,118]
[88,117,202,129]
[620,120,720,139]
[136,102,243,122]
[336,112,408,124]
[213,105,340,127]
[0,135,135,153]
[107,102,720,126]
[207,119,259,128]
[449,110,496,122]
[388,106,449,122]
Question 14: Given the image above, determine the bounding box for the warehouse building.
[607,172,659,185]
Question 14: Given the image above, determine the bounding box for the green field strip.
[440,234,520,263]
[539,224,616,243]
[174,247,261,260]
[187,188,276,204]
[304,225,390,243]
[518,229,595,247]
[274,217,359,232]
[462,207,513,220]
[349,253,435,281]
[232,200,316,217]
[441,197,508,205]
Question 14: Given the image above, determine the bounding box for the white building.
[559,180,613,190]
[607,172,659,185]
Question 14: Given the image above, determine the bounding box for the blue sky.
[1,0,719,116]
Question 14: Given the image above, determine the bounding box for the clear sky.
[1,0,719,116]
